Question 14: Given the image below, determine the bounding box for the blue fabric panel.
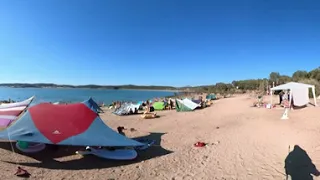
[58,117,143,147]
[0,111,51,143]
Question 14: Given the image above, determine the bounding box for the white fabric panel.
[182,98,200,110]
[292,87,309,107]
[0,96,34,109]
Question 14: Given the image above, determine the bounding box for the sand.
[0,95,320,180]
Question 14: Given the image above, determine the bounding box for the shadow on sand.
[0,132,172,170]
[285,145,320,180]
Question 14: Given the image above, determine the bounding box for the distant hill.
[0,83,179,91]
[3,66,319,95]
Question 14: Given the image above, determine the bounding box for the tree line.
[1,67,319,96]
[191,67,320,96]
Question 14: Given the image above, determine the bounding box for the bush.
[298,79,320,97]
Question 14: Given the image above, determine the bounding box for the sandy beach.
[0,94,320,180]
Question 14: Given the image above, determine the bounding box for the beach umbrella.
[0,99,143,147]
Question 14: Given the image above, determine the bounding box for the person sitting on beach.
[115,101,121,110]
[144,100,156,116]
[144,100,151,113]
[117,126,126,136]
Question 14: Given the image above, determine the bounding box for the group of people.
[111,96,207,117]
[111,101,122,109]
[0,98,15,104]
[141,98,175,118]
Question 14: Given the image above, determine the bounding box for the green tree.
[278,75,292,84]
[298,79,320,97]
[186,66,320,95]
[258,80,266,93]
[269,72,281,85]
[292,70,309,81]
[309,67,320,82]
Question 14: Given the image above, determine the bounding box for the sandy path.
[0,95,320,179]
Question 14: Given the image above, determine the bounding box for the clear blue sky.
[0,0,319,86]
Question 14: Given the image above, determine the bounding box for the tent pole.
[270,90,273,108]
[312,87,317,107]
[289,90,293,110]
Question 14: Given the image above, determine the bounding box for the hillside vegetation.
[191,67,320,96]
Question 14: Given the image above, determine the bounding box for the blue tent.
[206,94,217,100]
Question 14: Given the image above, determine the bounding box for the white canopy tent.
[270,82,317,108]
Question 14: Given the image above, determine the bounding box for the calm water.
[0,87,175,105]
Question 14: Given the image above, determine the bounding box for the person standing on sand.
[279,91,284,105]
[168,98,172,110]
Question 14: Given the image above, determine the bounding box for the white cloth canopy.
[270,82,317,107]
[270,82,314,91]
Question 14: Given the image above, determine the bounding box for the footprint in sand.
[182,174,194,180]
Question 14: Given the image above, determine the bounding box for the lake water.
[0,87,176,105]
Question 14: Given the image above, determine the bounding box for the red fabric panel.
[0,110,22,116]
[29,103,97,144]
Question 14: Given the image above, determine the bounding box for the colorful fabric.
[192,100,201,105]
[175,99,193,112]
[0,99,143,147]
[182,98,201,110]
[0,97,34,129]
[113,103,140,116]
[152,102,165,110]
[0,96,34,109]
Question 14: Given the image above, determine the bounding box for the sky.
[0,0,320,86]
